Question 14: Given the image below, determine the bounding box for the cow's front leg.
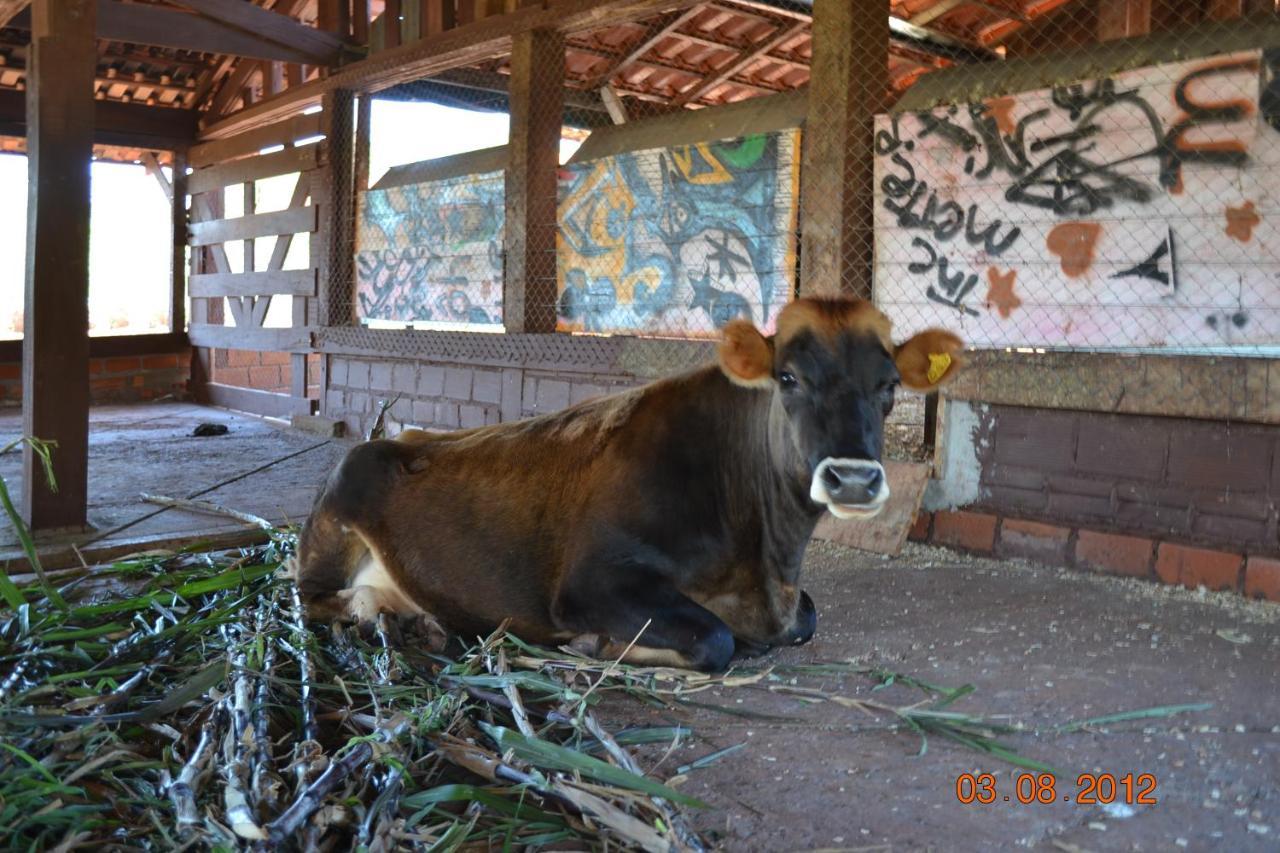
[552,564,735,672]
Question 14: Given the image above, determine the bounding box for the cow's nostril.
[822,466,844,492]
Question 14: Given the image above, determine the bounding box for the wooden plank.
[588,6,702,87]
[188,324,311,351]
[1207,0,1245,18]
[97,0,317,64]
[354,0,370,44]
[798,0,886,298]
[188,111,323,168]
[268,172,311,271]
[190,272,318,298]
[319,89,356,326]
[503,28,562,334]
[140,151,173,203]
[196,0,688,142]
[672,20,806,107]
[811,462,931,557]
[384,0,402,48]
[168,0,345,65]
[188,143,317,194]
[1097,0,1151,40]
[169,151,187,335]
[204,382,316,417]
[188,205,317,246]
[908,0,964,27]
[22,0,95,530]
[0,1,28,28]
[0,87,198,150]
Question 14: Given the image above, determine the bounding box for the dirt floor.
[0,403,350,566]
[609,541,1280,852]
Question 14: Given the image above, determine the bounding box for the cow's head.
[718,298,963,519]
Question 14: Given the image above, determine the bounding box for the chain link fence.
[317,0,1280,449]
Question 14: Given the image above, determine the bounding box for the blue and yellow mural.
[557,129,800,337]
[354,128,801,336]
[356,170,505,326]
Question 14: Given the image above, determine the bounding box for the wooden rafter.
[670,18,806,107]
[168,0,345,65]
[0,1,28,29]
[586,6,704,88]
[90,0,319,64]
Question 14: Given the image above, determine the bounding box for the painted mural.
[556,129,801,337]
[356,170,504,326]
[873,49,1280,350]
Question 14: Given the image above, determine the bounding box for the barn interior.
[0,0,1278,849]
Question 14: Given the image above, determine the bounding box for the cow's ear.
[718,320,774,388]
[894,328,964,391]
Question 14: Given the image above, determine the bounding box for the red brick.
[932,510,998,553]
[1155,543,1242,592]
[142,353,181,370]
[0,363,19,380]
[1074,529,1153,578]
[249,365,282,389]
[997,518,1071,563]
[224,349,261,368]
[259,351,291,367]
[1244,557,1280,602]
[88,359,106,374]
[91,376,126,390]
[908,511,932,542]
[103,356,140,374]
[216,366,251,387]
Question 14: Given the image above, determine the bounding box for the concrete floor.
[0,403,351,567]
[611,541,1280,852]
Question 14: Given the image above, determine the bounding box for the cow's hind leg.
[553,564,734,672]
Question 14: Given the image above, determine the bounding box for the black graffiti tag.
[908,237,980,317]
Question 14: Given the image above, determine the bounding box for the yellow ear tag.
[926,352,952,385]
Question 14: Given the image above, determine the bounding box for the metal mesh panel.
[313,0,1280,449]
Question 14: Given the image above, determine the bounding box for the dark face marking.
[774,328,901,474]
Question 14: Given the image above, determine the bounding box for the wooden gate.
[186,112,322,418]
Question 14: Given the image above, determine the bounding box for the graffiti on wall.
[874,49,1280,349]
[556,129,800,336]
[356,170,504,326]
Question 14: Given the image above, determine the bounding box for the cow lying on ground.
[295,298,962,672]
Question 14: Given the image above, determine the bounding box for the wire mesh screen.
[322,0,1280,430]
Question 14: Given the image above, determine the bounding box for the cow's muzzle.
[810,458,890,519]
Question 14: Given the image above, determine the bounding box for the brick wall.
[909,510,1280,602]
[324,354,639,439]
[974,403,1280,557]
[0,352,190,405]
[213,349,321,396]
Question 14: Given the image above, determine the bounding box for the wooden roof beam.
[0,1,28,29]
[7,1,325,64]
[671,18,806,106]
[168,0,346,65]
[587,6,704,88]
[199,0,687,139]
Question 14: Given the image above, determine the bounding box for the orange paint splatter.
[1046,222,1102,278]
[1225,200,1260,242]
[984,96,1017,135]
[985,267,1021,319]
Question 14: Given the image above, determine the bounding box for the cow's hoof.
[689,624,735,673]
[733,638,772,659]
[399,613,449,652]
[788,590,817,646]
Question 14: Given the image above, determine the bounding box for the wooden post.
[1097,0,1151,40]
[319,89,356,327]
[22,0,96,530]
[797,0,888,299]
[170,151,188,335]
[503,28,563,333]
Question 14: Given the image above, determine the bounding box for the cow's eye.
[778,371,798,389]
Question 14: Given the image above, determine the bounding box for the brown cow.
[295,298,962,671]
